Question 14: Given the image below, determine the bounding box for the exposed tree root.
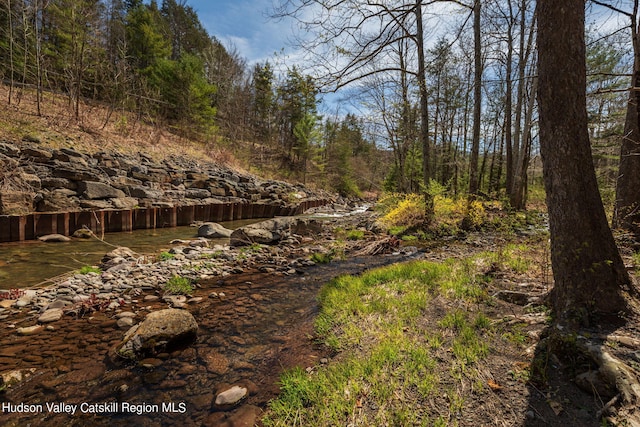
[582,340,640,426]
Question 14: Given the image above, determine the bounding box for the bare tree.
[593,0,640,239]
[272,0,435,186]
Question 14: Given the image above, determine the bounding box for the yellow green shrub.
[379,193,426,228]
[377,192,487,234]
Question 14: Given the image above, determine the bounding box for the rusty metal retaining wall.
[0,199,327,243]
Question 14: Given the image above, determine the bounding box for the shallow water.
[0,219,260,289]
[0,252,417,427]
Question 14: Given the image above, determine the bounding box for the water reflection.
[0,219,260,289]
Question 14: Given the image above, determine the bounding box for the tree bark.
[537,0,634,326]
[613,2,640,239]
[469,0,481,195]
[415,0,431,187]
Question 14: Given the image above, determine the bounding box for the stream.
[0,206,420,426]
[0,251,418,426]
[0,219,261,290]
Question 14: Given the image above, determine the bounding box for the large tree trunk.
[613,7,640,239]
[537,0,634,326]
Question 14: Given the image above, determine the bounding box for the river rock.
[117,317,135,328]
[38,308,64,323]
[230,217,322,246]
[214,385,247,407]
[115,308,198,360]
[17,325,44,335]
[37,189,80,212]
[111,197,139,209]
[0,191,35,215]
[128,185,164,199]
[198,222,233,238]
[101,247,137,269]
[37,234,72,242]
[72,228,94,238]
[21,146,52,160]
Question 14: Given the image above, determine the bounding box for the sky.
[185,0,351,113]
[186,0,296,66]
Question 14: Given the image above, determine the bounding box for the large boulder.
[115,309,198,360]
[0,191,34,215]
[198,222,233,238]
[230,217,322,246]
[37,189,79,212]
[127,185,164,199]
[78,181,126,200]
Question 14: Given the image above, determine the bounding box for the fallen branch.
[352,237,400,256]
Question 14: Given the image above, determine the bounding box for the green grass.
[310,251,334,265]
[479,243,532,274]
[346,229,365,240]
[78,265,101,274]
[162,275,193,295]
[263,258,497,426]
[159,251,175,261]
[633,251,640,272]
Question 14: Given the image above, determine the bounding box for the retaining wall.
[0,199,327,243]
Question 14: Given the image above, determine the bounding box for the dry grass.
[0,83,240,168]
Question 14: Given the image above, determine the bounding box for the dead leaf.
[488,379,503,391]
[547,399,563,416]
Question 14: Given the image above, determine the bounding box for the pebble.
[214,385,247,406]
[116,311,136,318]
[117,317,135,328]
[17,325,44,335]
[15,298,32,308]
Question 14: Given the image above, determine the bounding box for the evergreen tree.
[252,62,275,143]
[276,67,319,169]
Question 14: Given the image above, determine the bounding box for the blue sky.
[187,0,295,65]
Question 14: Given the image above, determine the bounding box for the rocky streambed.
[0,206,416,426]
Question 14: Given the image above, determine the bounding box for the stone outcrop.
[0,139,326,215]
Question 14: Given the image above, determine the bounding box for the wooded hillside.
[0,0,635,208]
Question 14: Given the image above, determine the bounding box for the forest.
[0,0,634,208]
[3,0,640,425]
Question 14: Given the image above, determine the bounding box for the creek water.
[1,206,408,425]
[0,219,261,290]
[0,251,417,426]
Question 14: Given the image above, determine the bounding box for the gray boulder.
[127,185,164,199]
[110,197,139,209]
[79,181,126,200]
[230,217,322,246]
[115,309,198,360]
[37,189,80,212]
[198,222,233,238]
